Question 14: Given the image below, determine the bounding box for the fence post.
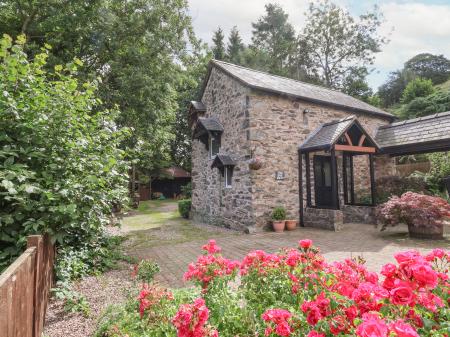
[27,235,43,337]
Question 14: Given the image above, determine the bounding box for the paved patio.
[127,221,449,288]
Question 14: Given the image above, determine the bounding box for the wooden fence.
[0,235,55,337]
[395,161,431,177]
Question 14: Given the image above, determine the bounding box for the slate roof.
[161,166,190,178]
[375,111,450,154]
[207,60,394,120]
[197,117,224,132]
[190,101,206,111]
[211,154,236,169]
[299,116,356,151]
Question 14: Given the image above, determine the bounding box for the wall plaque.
[275,171,285,180]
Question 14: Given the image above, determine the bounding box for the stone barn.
[189,60,450,231]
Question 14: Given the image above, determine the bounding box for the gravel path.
[44,264,134,337]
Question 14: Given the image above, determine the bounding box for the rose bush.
[96,240,449,337]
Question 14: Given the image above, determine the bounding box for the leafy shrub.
[271,206,286,221]
[96,240,450,337]
[178,199,191,219]
[0,35,129,272]
[375,176,427,203]
[422,152,450,194]
[181,182,192,198]
[401,77,435,104]
[133,260,160,284]
[95,287,199,336]
[376,192,450,231]
[397,89,450,119]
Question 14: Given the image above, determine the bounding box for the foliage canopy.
[0,35,128,270]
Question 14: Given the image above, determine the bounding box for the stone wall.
[191,67,254,230]
[304,207,343,231]
[248,92,393,228]
[342,205,376,224]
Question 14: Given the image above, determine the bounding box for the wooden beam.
[358,134,366,146]
[342,153,348,204]
[305,152,312,207]
[349,155,355,205]
[344,132,353,145]
[335,144,376,153]
[369,154,376,206]
[298,150,304,227]
[330,148,339,210]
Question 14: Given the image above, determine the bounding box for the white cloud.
[370,2,450,88]
[188,1,450,90]
[188,0,310,44]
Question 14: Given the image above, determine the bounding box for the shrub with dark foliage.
[178,199,191,219]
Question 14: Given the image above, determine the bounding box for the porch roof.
[299,116,378,152]
[211,154,236,169]
[375,111,450,155]
[193,117,224,139]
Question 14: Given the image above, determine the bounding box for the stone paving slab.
[128,223,449,288]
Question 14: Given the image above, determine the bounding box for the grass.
[120,199,236,252]
[122,200,180,230]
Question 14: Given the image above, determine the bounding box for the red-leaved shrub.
[376,192,450,231]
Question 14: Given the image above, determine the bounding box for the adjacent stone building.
[189,60,449,232]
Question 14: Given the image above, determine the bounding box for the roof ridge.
[322,115,356,127]
[379,111,450,129]
[211,60,386,112]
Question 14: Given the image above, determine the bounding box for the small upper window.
[209,135,220,159]
[225,166,233,188]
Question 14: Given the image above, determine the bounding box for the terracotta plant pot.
[408,224,444,240]
[285,220,297,230]
[272,220,285,232]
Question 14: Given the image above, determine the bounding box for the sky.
[187,0,450,90]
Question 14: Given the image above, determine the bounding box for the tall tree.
[227,26,244,64]
[250,3,297,76]
[170,52,211,171]
[300,0,387,89]
[404,53,450,85]
[0,0,200,177]
[341,67,373,102]
[378,69,416,107]
[212,27,226,60]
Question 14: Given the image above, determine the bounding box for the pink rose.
[390,286,414,306]
[381,263,397,277]
[275,321,291,337]
[390,320,419,337]
[299,239,313,249]
[308,331,325,337]
[356,314,388,337]
[411,263,438,288]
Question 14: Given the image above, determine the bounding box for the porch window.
[225,166,233,188]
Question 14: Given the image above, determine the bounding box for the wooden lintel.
[335,144,376,153]
[358,134,366,146]
[344,132,353,145]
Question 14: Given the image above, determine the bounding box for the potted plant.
[249,157,263,170]
[285,219,297,231]
[376,191,450,239]
[271,206,286,232]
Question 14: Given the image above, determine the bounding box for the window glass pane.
[225,166,233,187]
[323,161,331,187]
[210,135,220,157]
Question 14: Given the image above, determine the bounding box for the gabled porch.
[298,116,379,230]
